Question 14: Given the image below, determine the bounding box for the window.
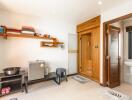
[128,31,132,59]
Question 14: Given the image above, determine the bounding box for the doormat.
[71,75,90,84]
[102,88,131,100]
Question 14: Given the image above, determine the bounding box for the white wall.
[100,0,132,83]
[0,38,6,72]
[0,11,77,73]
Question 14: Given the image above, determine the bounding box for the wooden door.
[79,33,92,76]
[107,25,120,88]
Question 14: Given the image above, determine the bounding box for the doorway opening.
[103,13,132,88]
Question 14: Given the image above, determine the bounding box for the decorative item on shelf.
[60,44,65,49]
[0,26,6,34]
[34,33,42,37]
[21,26,35,35]
[43,34,50,38]
[40,41,55,47]
[53,38,57,42]
[40,41,64,48]
[38,34,43,37]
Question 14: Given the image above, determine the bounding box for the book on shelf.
[6,28,21,34]
[20,33,34,36]
[21,31,35,34]
[22,26,35,32]
[21,26,35,35]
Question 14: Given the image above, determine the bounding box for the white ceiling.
[0,0,129,24]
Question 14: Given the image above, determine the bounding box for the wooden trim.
[77,16,100,33]
[67,73,78,77]
[0,33,55,40]
[102,13,132,86]
[109,25,120,33]
[104,13,132,24]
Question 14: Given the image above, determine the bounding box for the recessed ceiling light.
[98,1,102,5]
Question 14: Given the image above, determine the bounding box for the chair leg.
[66,76,68,82]
[58,76,61,84]
[24,83,28,93]
[64,72,68,82]
[55,75,61,85]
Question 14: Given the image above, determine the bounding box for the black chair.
[56,68,68,84]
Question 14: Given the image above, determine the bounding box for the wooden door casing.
[77,16,100,83]
[92,27,100,81]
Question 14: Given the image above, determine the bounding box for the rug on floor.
[71,75,90,83]
[100,88,132,100]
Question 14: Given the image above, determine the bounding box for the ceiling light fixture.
[98,1,102,5]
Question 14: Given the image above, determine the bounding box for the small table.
[0,72,59,95]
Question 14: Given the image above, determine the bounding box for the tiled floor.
[1,77,132,100]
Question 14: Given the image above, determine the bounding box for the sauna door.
[107,25,120,88]
[80,33,92,77]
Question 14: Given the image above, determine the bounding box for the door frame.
[102,13,132,86]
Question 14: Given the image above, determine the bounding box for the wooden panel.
[77,16,100,33]
[78,34,82,73]
[87,60,93,77]
[92,27,100,81]
[81,34,89,74]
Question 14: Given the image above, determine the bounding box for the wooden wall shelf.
[40,41,64,48]
[0,33,55,40]
[0,33,64,48]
